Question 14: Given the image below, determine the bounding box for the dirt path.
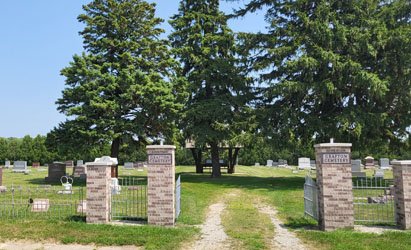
[258,205,308,250]
[0,241,140,250]
[185,201,230,250]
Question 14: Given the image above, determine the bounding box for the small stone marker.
[32,162,40,168]
[365,156,376,169]
[266,160,273,167]
[124,162,134,170]
[374,169,385,178]
[255,163,260,167]
[31,199,50,212]
[77,200,87,213]
[76,160,84,166]
[380,158,391,170]
[66,160,74,168]
[12,161,29,173]
[298,157,311,170]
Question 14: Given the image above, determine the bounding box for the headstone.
[278,159,285,166]
[124,162,134,170]
[284,160,288,165]
[310,160,316,168]
[273,162,279,167]
[45,162,66,182]
[5,161,10,167]
[255,163,260,167]
[365,156,376,169]
[351,160,366,178]
[380,158,391,170]
[66,160,74,168]
[76,160,84,166]
[111,178,121,195]
[266,160,273,167]
[136,162,144,172]
[298,157,311,170]
[351,160,362,172]
[32,162,40,168]
[12,161,29,173]
[77,200,87,213]
[31,199,50,212]
[374,169,385,178]
[73,166,86,178]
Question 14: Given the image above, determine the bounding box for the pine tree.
[235,0,410,153]
[169,0,252,177]
[56,0,185,159]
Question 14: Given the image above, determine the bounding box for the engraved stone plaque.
[322,153,350,164]
[148,154,172,165]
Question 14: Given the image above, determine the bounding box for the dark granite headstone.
[45,163,66,182]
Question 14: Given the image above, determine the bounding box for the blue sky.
[0,0,267,138]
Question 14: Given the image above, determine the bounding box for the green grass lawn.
[1,165,410,250]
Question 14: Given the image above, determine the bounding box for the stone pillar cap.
[391,160,411,165]
[314,143,352,148]
[85,156,118,166]
[146,145,176,149]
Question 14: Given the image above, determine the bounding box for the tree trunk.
[191,148,203,173]
[110,137,120,159]
[210,142,221,178]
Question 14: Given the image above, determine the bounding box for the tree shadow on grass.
[285,216,318,229]
[26,178,87,187]
[180,173,306,192]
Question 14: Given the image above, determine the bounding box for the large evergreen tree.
[56,0,184,158]
[169,0,252,177]
[235,0,410,155]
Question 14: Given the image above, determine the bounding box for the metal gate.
[176,175,181,219]
[0,185,85,219]
[111,177,147,220]
[353,177,395,224]
[304,176,319,221]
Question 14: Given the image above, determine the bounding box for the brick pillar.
[147,145,176,227]
[315,142,354,231]
[392,160,411,229]
[85,161,112,224]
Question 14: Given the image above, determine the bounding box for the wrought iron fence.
[353,177,395,224]
[176,175,181,220]
[111,177,147,220]
[0,185,85,219]
[304,175,319,221]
